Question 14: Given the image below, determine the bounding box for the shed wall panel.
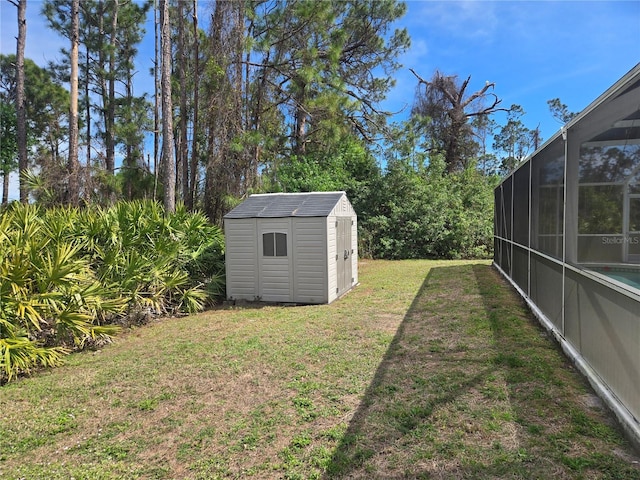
[224,219,258,300]
[351,216,359,285]
[293,217,328,303]
[327,217,338,303]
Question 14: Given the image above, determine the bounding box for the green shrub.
[359,158,498,260]
[0,203,123,381]
[70,200,225,315]
[0,200,225,382]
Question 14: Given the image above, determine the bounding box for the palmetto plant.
[0,200,225,382]
[0,203,122,381]
[74,200,224,315]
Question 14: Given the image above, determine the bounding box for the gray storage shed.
[223,192,358,304]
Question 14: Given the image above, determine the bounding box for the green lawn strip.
[324,263,640,479]
[1,260,638,479]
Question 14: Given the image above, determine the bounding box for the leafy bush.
[0,203,122,381]
[359,157,498,260]
[0,200,225,382]
[71,200,225,316]
[266,141,497,260]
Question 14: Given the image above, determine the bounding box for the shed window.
[263,232,287,257]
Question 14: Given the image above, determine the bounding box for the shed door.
[336,217,352,296]
[258,219,293,302]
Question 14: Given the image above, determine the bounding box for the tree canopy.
[1,0,546,261]
[410,69,509,173]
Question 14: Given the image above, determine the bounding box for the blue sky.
[387,0,640,142]
[1,0,639,199]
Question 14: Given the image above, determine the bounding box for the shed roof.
[224,192,347,219]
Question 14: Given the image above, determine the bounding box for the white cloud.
[408,0,499,41]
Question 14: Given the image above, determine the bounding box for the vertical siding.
[351,215,358,285]
[333,194,352,216]
[327,216,338,303]
[258,219,293,302]
[327,195,358,303]
[225,193,357,305]
[224,219,258,300]
[293,217,328,303]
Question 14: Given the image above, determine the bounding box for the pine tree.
[0,55,69,205]
[160,0,175,213]
[67,0,79,205]
[43,0,151,202]
[7,0,28,202]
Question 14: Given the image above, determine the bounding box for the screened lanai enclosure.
[494,63,640,447]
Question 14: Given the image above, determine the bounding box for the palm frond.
[0,335,68,382]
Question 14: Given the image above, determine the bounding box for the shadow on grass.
[323,264,495,478]
[323,263,640,479]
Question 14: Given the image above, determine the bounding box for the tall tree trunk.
[245,13,259,190]
[294,103,307,156]
[85,46,91,173]
[293,73,308,157]
[233,1,244,190]
[188,0,199,210]
[97,0,108,172]
[2,173,9,204]
[160,0,175,213]
[174,124,181,201]
[106,0,119,177]
[125,77,133,200]
[204,0,245,223]
[15,0,27,203]
[153,0,160,201]
[68,0,80,205]
[178,0,188,206]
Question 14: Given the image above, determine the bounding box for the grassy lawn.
[1,260,639,479]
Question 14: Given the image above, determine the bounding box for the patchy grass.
[0,260,638,479]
